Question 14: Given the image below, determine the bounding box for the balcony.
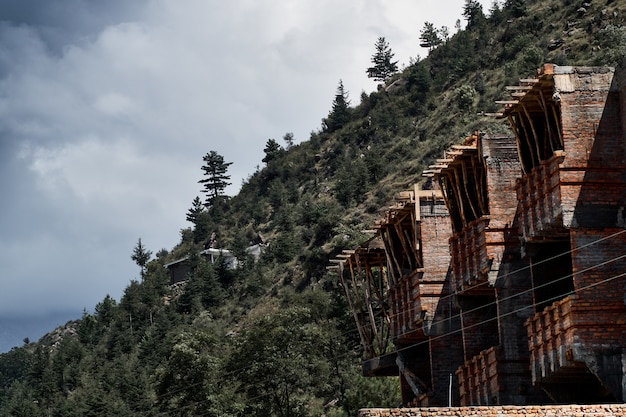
[516,152,565,239]
[525,295,626,403]
[450,216,515,295]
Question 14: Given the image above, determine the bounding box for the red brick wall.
[359,404,626,417]
[568,229,626,345]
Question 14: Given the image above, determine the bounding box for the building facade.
[335,64,626,406]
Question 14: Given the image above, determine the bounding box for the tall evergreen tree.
[463,0,485,27]
[198,151,233,209]
[420,22,443,51]
[186,196,211,243]
[366,37,398,82]
[324,80,351,133]
[186,196,204,223]
[131,238,152,281]
[262,139,282,164]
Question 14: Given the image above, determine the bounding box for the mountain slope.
[1,0,625,415]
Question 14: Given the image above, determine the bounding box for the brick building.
[334,64,626,407]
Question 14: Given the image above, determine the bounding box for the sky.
[0,0,491,351]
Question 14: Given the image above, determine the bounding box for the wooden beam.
[470,155,487,216]
[460,159,480,220]
[338,261,373,358]
[450,145,477,150]
[414,183,421,222]
[451,166,467,228]
[521,102,542,162]
[508,114,528,174]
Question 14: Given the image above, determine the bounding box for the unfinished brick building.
[331,187,463,406]
[335,63,626,407]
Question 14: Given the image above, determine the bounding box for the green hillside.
[1,0,625,416]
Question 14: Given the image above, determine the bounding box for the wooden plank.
[505,85,532,90]
[414,183,421,222]
[417,189,443,198]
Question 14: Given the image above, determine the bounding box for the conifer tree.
[262,138,282,164]
[420,22,443,51]
[283,132,294,150]
[463,0,485,27]
[324,79,351,133]
[131,238,152,281]
[366,37,398,82]
[198,151,233,209]
[186,196,204,223]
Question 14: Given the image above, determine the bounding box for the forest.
[1,0,625,415]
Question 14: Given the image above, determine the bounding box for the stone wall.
[359,404,626,417]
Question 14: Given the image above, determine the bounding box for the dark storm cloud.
[0,0,147,53]
[0,0,489,324]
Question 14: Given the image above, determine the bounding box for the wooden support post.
[354,254,381,356]
[460,159,480,221]
[451,167,468,227]
[393,212,414,271]
[508,114,529,174]
[522,102,543,163]
[337,261,372,358]
[470,155,487,216]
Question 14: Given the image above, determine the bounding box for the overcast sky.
[0,0,490,348]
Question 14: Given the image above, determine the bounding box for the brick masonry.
[359,404,626,417]
[344,64,626,410]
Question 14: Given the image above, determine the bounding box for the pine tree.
[420,22,443,51]
[131,238,152,281]
[324,79,351,133]
[186,196,204,224]
[463,0,485,27]
[262,139,282,164]
[283,132,294,150]
[366,37,398,82]
[198,151,233,209]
